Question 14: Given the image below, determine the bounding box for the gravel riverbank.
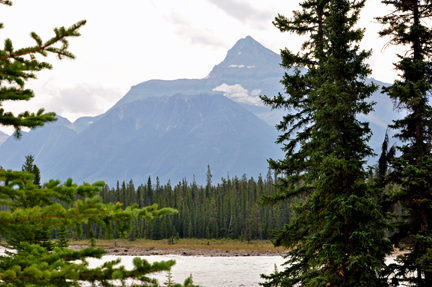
[69,245,287,257]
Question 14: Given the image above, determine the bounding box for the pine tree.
[0,2,179,286]
[128,218,137,241]
[206,165,212,189]
[21,154,41,188]
[6,155,55,252]
[171,226,178,244]
[152,218,162,240]
[21,154,35,173]
[56,226,70,250]
[376,1,432,285]
[188,220,193,238]
[32,165,41,188]
[378,131,396,179]
[260,0,392,285]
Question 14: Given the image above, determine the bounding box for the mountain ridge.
[111,36,285,123]
[0,36,400,185]
[39,94,282,185]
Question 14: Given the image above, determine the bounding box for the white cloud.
[207,0,273,29]
[251,89,261,96]
[213,83,263,106]
[43,84,124,121]
[1,78,125,124]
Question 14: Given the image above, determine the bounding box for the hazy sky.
[0,0,401,135]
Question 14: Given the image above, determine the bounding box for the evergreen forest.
[56,171,292,242]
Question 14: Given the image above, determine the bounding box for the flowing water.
[86,255,287,287]
[0,248,398,287]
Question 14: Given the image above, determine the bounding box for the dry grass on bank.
[69,238,285,252]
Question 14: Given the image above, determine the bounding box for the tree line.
[57,167,292,242]
[5,156,399,245]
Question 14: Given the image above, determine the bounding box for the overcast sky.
[0,0,402,135]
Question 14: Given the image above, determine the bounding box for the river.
[0,248,398,286]
[86,254,287,286]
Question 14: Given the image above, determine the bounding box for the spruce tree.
[21,154,41,188]
[0,2,179,286]
[56,226,70,250]
[260,0,392,285]
[378,131,396,179]
[376,1,432,285]
[6,155,55,252]
[32,165,41,188]
[22,155,35,173]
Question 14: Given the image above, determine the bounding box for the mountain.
[98,36,399,150]
[38,94,281,185]
[0,130,8,147]
[114,36,284,107]
[69,114,105,134]
[0,36,400,185]
[106,36,287,128]
[0,116,77,170]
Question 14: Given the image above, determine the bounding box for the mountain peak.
[206,36,282,79]
[231,35,260,48]
[109,36,285,111]
[224,35,276,63]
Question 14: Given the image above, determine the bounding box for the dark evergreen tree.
[378,131,396,179]
[377,1,432,285]
[152,219,162,240]
[206,165,212,188]
[148,176,153,206]
[188,220,193,238]
[128,219,137,241]
[21,154,41,188]
[32,165,41,188]
[21,154,35,173]
[260,0,392,285]
[115,180,121,203]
